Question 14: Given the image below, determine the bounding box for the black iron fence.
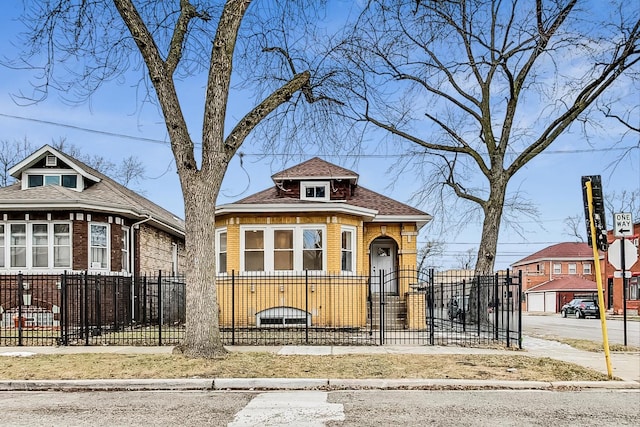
[0,269,521,348]
[0,272,184,346]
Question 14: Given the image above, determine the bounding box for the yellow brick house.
[214,158,432,330]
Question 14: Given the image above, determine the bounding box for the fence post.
[505,270,511,347]
[494,273,499,341]
[461,279,466,332]
[96,275,102,337]
[476,276,481,337]
[518,269,523,349]
[158,270,163,346]
[60,272,67,346]
[429,268,435,345]
[305,270,309,344]
[231,270,235,346]
[17,273,23,346]
[83,272,89,346]
[379,269,384,345]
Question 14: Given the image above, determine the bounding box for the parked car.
[561,299,600,319]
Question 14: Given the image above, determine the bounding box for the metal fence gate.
[370,269,522,347]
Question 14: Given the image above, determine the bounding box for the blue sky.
[0,2,638,270]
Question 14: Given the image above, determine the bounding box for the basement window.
[256,306,311,327]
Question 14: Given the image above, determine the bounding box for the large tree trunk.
[177,170,226,358]
[469,177,507,324]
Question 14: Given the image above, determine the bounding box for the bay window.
[0,222,71,269]
[240,226,326,272]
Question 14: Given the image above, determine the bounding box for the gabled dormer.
[270,157,359,202]
[8,145,101,192]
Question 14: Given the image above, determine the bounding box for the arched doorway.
[369,237,398,294]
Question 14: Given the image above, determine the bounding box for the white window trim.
[300,181,330,202]
[89,222,110,271]
[340,225,357,274]
[216,228,228,275]
[0,221,72,271]
[553,263,561,274]
[582,263,592,274]
[568,263,577,274]
[240,225,326,273]
[121,227,130,273]
[22,169,82,191]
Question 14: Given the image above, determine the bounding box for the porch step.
[369,295,406,329]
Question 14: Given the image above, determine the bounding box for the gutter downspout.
[129,215,152,322]
[130,215,152,277]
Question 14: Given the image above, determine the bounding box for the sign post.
[611,212,636,347]
[581,176,613,379]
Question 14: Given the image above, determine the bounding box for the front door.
[370,240,397,294]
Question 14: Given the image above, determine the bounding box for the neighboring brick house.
[511,242,602,312]
[604,221,640,315]
[213,157,432,328]
[0,144,186,276]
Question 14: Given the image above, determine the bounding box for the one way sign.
[614,212,633,237]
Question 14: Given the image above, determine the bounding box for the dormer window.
[27,173,78,189]
[301,181,329,201]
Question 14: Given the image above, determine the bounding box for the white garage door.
[544,292,557,312]
[527,293,544,312]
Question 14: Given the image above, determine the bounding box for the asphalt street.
[1,389,638,426]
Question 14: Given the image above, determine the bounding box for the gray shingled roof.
[0,145,184,236]
[271,157,359,182]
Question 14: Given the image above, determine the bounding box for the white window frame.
[240,225,327,273]
[0,224,4,268]
[216,228,228,275]
[582,263,591,275]
[0,221,72,270]
[300,181,330,202]
[341,226,356,274]
[121,227,130,273]
[568,263,577,274]
[89,222,109,271]
[553,263,561,274]
[24,170,80,191]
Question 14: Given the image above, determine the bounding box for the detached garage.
[525,277,598,313]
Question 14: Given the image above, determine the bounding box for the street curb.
[0,378,637,391]
[0,379,213,391]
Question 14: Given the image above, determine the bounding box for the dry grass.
[0,353,612,382]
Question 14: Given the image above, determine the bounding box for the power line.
[1,112,636,156]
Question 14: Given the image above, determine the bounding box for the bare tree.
[455,247,477,271]
[0,138,33,186]
[563,214,586,242]
[15,1,330,357]
[417,240,445,274]
[335,0,639,276]
[50,138,145,188]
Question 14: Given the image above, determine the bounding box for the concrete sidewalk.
[1,336,638,391]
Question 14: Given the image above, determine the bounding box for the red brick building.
[604,221,640,315]
[511,242,602,312]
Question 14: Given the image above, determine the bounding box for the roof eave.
[216,202,377,219]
